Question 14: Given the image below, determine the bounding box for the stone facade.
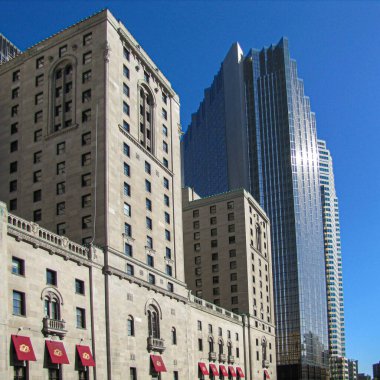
[0,9,276,380]
[182,188,277,379]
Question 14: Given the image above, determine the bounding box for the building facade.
[373,361,380,380]
[0,33,20,64]
[318,140,347,379]
[182,40,328,379]
[0,9,276,380]
[182,187,277,378]
[348,360,358,380]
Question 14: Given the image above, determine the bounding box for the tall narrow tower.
[182,39,329,379]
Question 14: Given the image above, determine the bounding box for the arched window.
[171,327,177,345]
[218,339,224,355]
[261,337,267,362]
[51,59,76,133]
[256,224,262,252]
[208,337,214,353]
[139,85,155,153]
[147,305,160,338]
[44,295,60,320]
[127,315,134,336]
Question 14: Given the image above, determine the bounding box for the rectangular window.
[123,142,130,157]
[56,202,65,215]
[146,236,153,249]
[147,254,154,267]
[124,182,131,196]
[82,109,91,123]
[163,124,168,136]
[9,180,17,192]
[163,141,168,153]
[11,122,18,134]
[123,65,130,79]
[82,70,92,83]
[164,212,170,224]
[82,89,91,103]
[57,223,66,235]
[125,243,133,257]
[34,110,43,124]
[59,45,67,57]
[164,195,170,207]
[35,73,44,86]
[166,265,172,276]
[34,129,42,142]
[13,291,25,316]
[65,82,72,94]
[163,177,169,189]
[210,217,217,225]
[56,182,65,195]
[34,151,42,163]
[198,338,203,351]
[55,142,65,155]
[210,205,216,214]
[76,307,86,328]
[10,199,17,211]
[126,264,134,276]
[83,33,92,46]
[82,194,91,208]
[82,173,91,187]
[163,158,169,168]
[123,83,130,97]
[123,101,130,115]
[145,180,151,193]
[56,161,65,175]
[82,215,91,229]
[36,56,44,69]
[162,108,167,120]
[82,152,91,166]
[146,217,152,230]
[123,120,130,132]
[124,162,130,177]
[46,269,57,286]
[12,87,19,99]
[145,161,151,174]
[148,274,155,285]
[165,247,172,260]
[124,202,131,217]
[83,51,92,64]
[123,47,130,60]
[211,240,218,248]
[228,213,235,221]
[146,198,152,211]
[33,189,41,202]
[75,279,85,295]
[11,105,18,117]
[12,257,24,276]
[165,229,171,241]
[125,223,132,237]
[13,70,20,82]
[10,140,18,152]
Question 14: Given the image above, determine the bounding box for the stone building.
[0,8,276,380]
[182,187,276,379]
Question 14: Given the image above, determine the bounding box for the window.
[33,209,42,222]
[167,282,174,292]
[13,291,25,316]
[12,257,24,276]
[35,73,44,86]
[65,82,72,94]
[125,243,133,257]
[210,217,217,225]
[82,173,91,187]
[230,261,237,269]
[123,120,130,132]
[48,368,60,380]
[56,161,65,175]
[59,45,67,57]
[55,202,65,216]
[147,255,154,267]
[12,87,19,99]
[82,109,91,123]
[229,249,236,258]
[148,274,155,285]
[13,367,26,380]
[36,56,44,68]
[82,89,91,103]
[213,288,220,296]
[10,140,18,152]
[10,161,18,173]
[76,307,86,328]
[35,110,43,123]
[146,236,153,249]
[123,142,130,156]
[34,129,43,142]
[163,158,169,168]
[213,276,219,284]
[56,182,65,195]
[198,338,203,351]
[145,161,151,174]
[82,70,92,83]
[75,279,85,295]
[193,221,200,229]
[34,151,42,163]
[210,205,216,214]
[212,253,218,261]
[195,278,202,286]
[211,228,217,236]
[165,212,170,224]
[11,122,18,134]
[46,269,57,286]
[163,141,168,153]
[11,105,18,117]
[162,124,168,136]
[123,65,130,78]
[83,33,92,46]
[162,108,167,120]
[256,225,262,252]
[56,142,65,155]
[10,199,17,211]
[166,265,172,276]
[228,213,235,221]
[124,162,130,176]
[13,70,20,82]
[124,182,131,196]
[123,83,130,97]
[164,195,170,207]
[231,284,238,293]
[163,177,169,189]
[57,222,66,236]
[83,51,92,64]
[82,215,92,229]
[171,327,177,345]
[82,194,92,209]
[228,224,235,233]
[126,264,134,276]
[145,180,151,192]
[227,201,234,209]
[229,236,236,244]
[10,180,17,192]
[127,315,135,336]
[123,47,130,60]
[211,240,218,248]
[124,223,132,237]
[146,198,152,211]
[146,217,152,230]
[165,229,171,241]
[123,101,130,115]
[166,247,172,259]
[124,202,131,216]
[212,264,219,273]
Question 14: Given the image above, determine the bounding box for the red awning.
[264,369,271,379]
[236,366,245,378]
[150,354,167,372]
[198,362,209,375]
[228,366,237,377]
[11,335,36,361]
[46,340,69,364]
[210,363,219,376]
[220,364,228,376]
[76,345,95,367]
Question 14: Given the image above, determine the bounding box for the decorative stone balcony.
[209,352,217,361]
[228,355,235,364]
[262,359,270,368]
[42,317,67,339]
[219,353,227,362]
[147,336,165,353]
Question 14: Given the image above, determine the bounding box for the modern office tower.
[0,10,256,380]
[182,39,329,379]
[348,360,358,380]
[183,187,277,379]
[318,140,347,379]
[0,33,20,64]
[373,361,380,380]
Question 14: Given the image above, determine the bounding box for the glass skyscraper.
[0,33,20,64]
[183,38,329,379]
[318,140,347,379]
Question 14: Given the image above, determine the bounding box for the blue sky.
[2,0,379,375]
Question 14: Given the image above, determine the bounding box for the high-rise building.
[357,374,371,380]
[0,33,20,64]
[348,360,358,380]
[182,39,329,379]
[373,361,380,380]
[318,140,347,379]
[0,9,256,380]
[182,187,277,379]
